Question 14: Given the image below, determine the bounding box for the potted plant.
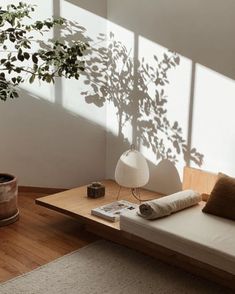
[0,2,89,224]
[0,2,88,101]
[0,173,18,226]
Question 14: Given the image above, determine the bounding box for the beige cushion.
[202,173,235,220]
[138,190,201,220]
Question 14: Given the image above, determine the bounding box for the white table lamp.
[115,145,149,201]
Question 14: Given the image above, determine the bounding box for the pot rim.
[0,173,17,185]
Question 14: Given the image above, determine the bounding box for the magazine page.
[91,200,137,222]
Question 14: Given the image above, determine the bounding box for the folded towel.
[138,190,201,220]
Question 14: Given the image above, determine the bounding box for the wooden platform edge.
[19,186,67,194]
[35,198,119,231]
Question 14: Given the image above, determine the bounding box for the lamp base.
[116,185,152,203]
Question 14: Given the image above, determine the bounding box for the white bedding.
[120,202,235,274]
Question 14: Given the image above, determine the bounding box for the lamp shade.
[115,148,149,188]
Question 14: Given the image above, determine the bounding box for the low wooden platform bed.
[88,167,235,291]
[36,167,235,290]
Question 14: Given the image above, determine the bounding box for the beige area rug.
[0,240,232,294]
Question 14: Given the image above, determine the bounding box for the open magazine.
[91,200,137,222]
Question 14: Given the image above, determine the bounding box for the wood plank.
[0,191,98,283]
[18,186,66,194]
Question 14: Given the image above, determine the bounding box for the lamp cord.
[131,188,142,203]
[116,185,122,201]
[116,186,154,203]
[131,188,153,203]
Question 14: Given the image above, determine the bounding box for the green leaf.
[15,67,22,73]
[24,52,30,59]
[29,74,35,84]
[9,33,16,42]
[32,53,38,64]
[17,48,24,61]
[46,75,51,83]
[17,54,24,62]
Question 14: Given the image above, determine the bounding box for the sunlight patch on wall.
[60,78,105,126]
[138,35,192,176]
[62,0,106,38]
[191,64,235,175]
[20,82,55,103]
[106,21,134,139]
[60,0,107,127]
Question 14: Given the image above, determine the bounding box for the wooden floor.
[0,191,98,283]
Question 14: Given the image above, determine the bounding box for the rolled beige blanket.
[138,190,201,220]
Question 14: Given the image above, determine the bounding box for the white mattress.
[120,202,235,274]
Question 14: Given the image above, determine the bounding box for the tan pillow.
[202,173,235,220]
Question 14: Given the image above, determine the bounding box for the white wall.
[2,1,235,193]
[0,0,107,188]
[106,0,235,194]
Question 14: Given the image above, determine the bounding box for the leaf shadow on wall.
[81,32,204,168]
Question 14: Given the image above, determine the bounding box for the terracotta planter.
[0,173,19,226]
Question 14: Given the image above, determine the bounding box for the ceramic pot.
[0,173,19,226]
